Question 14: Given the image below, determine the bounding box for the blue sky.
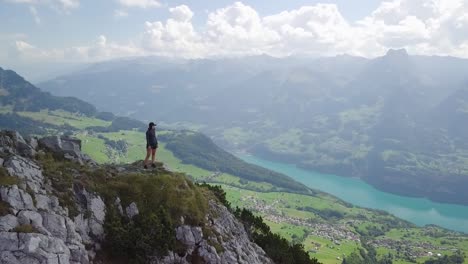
[1,0,382,47]
[1,0,467,81]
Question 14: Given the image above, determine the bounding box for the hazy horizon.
[2,0,468,80]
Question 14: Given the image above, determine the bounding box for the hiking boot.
[144,165,148,169]
[151,163,156,168]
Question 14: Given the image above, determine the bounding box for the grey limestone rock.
[0,215,19,232]
[209,201,272,264]
[87,193,106,239]
[38,136,94,165]
[35,194,66,215]
[25,136,39,150]
[0,232,74,263]
[0,185,35,211]
[40,212,68,240]
[0,232,20,251]
[4,155,44,194]
[114,197,124,216]
[0,131,93,264]
[73,189,106,242]
[17,210,43,228]
[166,200,273,264]
[125,202,139,219]
[156,251,190,264]
[73,213,91,244]
[0,131,36,158]
[176,226,203,247]
[0,251,22,264]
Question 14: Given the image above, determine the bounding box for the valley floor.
[76,129,468,264]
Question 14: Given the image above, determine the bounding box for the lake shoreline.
[245,150,468,207]
[238,153,468,234]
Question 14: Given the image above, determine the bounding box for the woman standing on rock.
[144,122,158,169]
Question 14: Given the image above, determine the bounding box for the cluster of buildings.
[370,238,457,258]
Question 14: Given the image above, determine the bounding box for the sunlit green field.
[18,110,110,129]
[76,134,108,163]
[0,105,13,113]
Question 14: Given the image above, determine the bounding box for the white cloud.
[262,4,355,56]
[114,9,129,18]
[358,0,468,56]
[142,5,204,58]
[13,35,142,62]
[14,40,63,60]
[204,2,280,56]
[9,0,468,63]
[118,0,160,9]
[138,2,374,58]
[29,6,41,24]
[169,5,193,22]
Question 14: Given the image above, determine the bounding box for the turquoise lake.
[240,154,468,234]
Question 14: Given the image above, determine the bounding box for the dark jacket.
[146,129,157,146]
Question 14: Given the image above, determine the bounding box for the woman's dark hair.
[148,122,155,130]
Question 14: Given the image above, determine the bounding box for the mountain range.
[38,50,468,205]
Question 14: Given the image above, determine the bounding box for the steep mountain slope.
[434,87,468,143]
[0,131,292,264]
[38,51,468,205]
[0,67,96,115]
[0,67,138,136]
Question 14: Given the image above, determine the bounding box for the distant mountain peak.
[385,48,409,58]
[373,48,411,68]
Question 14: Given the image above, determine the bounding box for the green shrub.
[37,153,80,217]
[0,200,11,216]
[94,173,208,225]
[92,171,209,263]
[13,224,38,233]
[104,205,175,263]
[0,167,20,186]
[198,183,231,209]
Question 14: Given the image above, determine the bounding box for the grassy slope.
[18,109,111,129]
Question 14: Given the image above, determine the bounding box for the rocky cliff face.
[0,130,272,264]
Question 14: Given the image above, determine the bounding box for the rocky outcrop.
[73,189,106,244]
[0,131,93,264]
[158,201,272,264]
[4,156,44,194]
[38,136,95,166]
[0,215,18,232]
[125,202,139,219]
[0,130,273,264]
[0,131,36,158]
[0,185,35,212]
